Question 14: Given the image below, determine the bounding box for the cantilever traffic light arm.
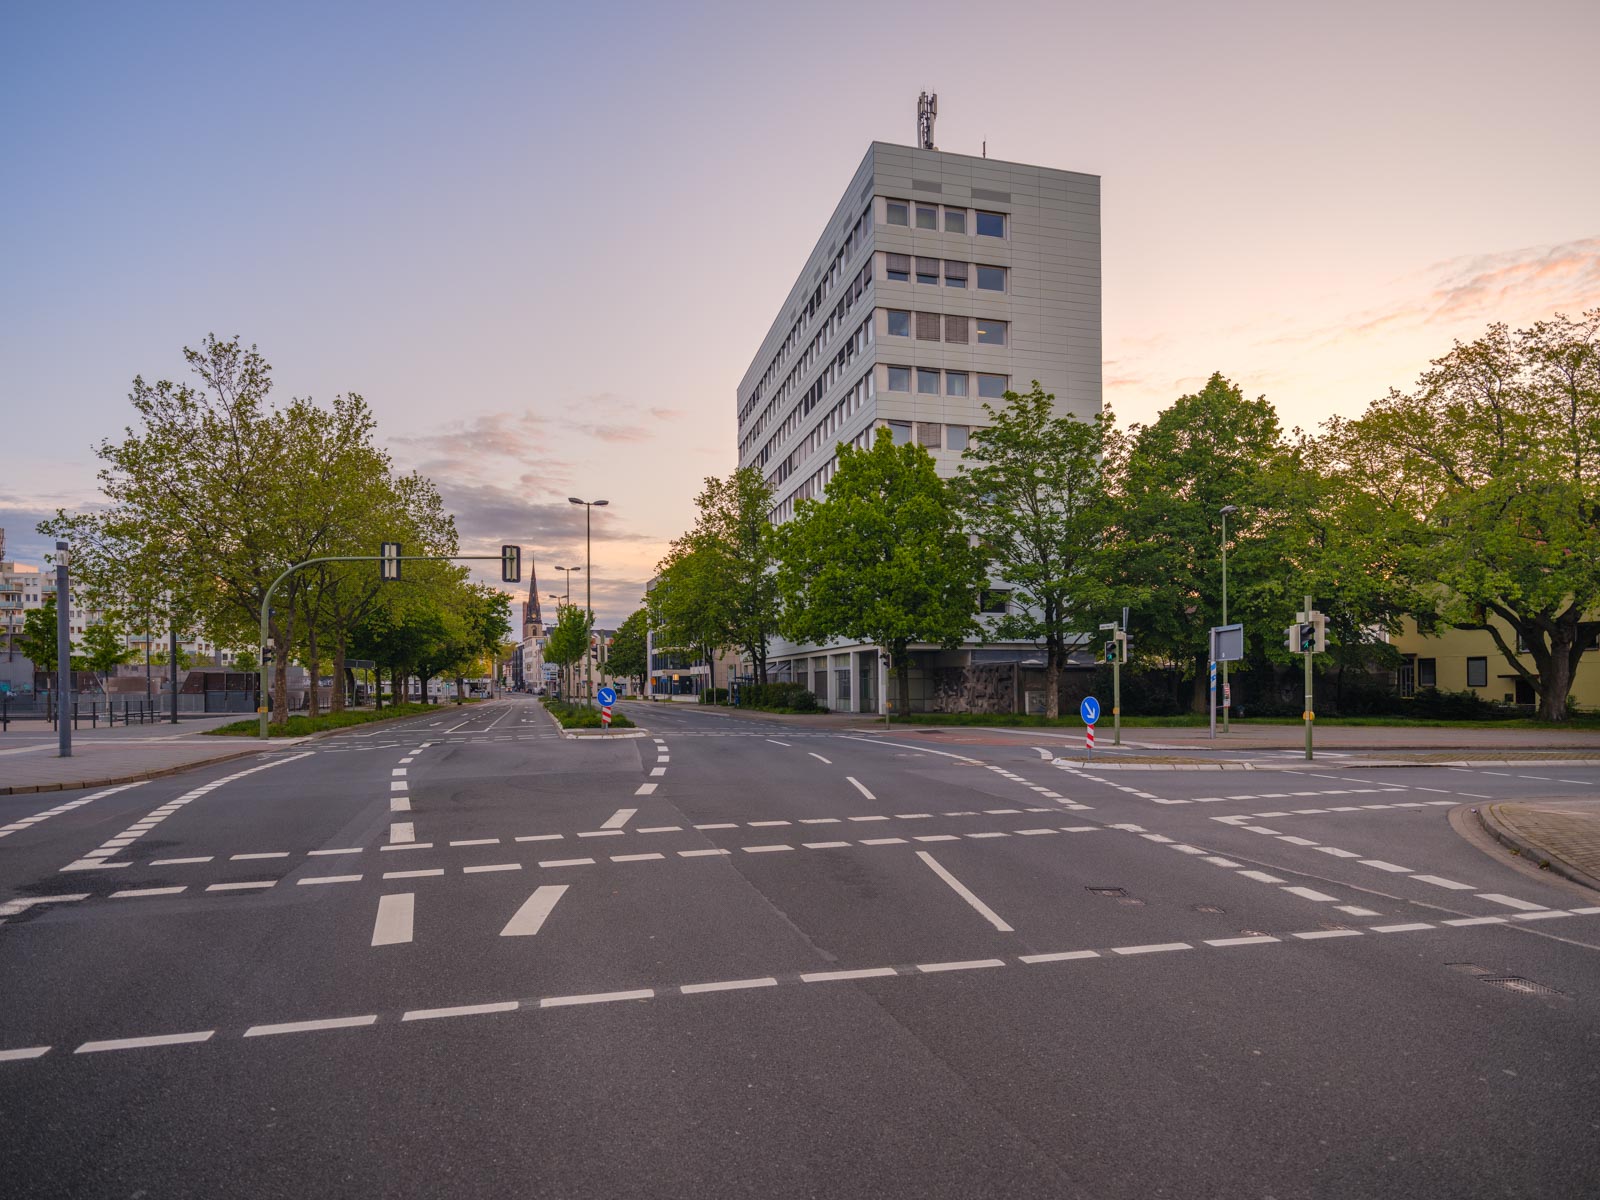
[256,549,522,738]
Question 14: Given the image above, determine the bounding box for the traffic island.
[1474,800,1600,893]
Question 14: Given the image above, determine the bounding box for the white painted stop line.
[500,885,569,937]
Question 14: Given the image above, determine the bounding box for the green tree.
[80,620,136,686]
[1322,309,1600,720]
[956,382,1113,717]
[544,603,593,698]
[607,608,649,694]
[1110,373,1290,712]
[233,648,259,674]
[17,598,65,674]
[774,427,985,721]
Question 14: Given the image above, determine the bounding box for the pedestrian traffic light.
[1104,639,1118,664]
[500,544,522,583]
[1298,622,1316,652]
[1284,624,1300,653]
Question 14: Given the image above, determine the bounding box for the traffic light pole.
[1303,592,1314,761]
[1112,646,1121,746]
[257,552,517,739]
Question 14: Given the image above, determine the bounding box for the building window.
[944,208,966,234]
[944,260,967,288]
[888,420,913,446]
[1466,657,1488,688]
[885,253,910,282]
[1417,657,1437,688]
[979,588,1010,614]
[917,368,941,394]
[977,265,1007,291]
[977,211,1005,238]
[886,366,912,392]
[917,422,942,449]
[978,373,1008,398]
[944,314,969,344]
[915,311,942,340]
[915,204,938,230]
[916,257,940,285]
[976,319,1008,346]
[886,201,908,226]
[886,310,910,337]
[946,371,969,396]
[946,424,970,451]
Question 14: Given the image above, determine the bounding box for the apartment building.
[736,140,1101,714]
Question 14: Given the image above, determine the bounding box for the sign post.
[1207,624,1244,740]
[1080,695,1100,759]
[597,686,616,732]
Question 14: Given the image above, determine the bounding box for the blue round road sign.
[597,686,617,706]
[1080,696,1100,725]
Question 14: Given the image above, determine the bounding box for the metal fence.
[0,689,259,730]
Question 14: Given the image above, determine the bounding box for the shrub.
[541,698,636,729]
[699,687,730,704]
[739,681,822,712]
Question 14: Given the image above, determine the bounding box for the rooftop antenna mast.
[917,91,937,150]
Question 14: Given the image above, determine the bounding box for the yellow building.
[1391,616,1600,708]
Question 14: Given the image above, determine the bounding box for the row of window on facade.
[884,200,1007,239]
[883,419,970,453]
[767,369,873,488]
[751,318,873,468]
[884,254,1006,292]
[884,309,1006,346]
[769,425,877,524]
[885,367,1009,399]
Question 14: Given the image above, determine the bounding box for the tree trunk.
[272,613,290,723]
[1191,654,1209,715]
[896,657,911,721]
[375,665,383,711]
[1044,641,1061,719]
[331,638,347,713]
[306,626,320,718]
[455,673,466,703]
[1539,639,1576,722]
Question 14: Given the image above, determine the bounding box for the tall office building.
[737,138,1101,714]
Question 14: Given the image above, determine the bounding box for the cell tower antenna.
[917,91,937,151]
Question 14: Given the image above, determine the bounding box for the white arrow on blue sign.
[597,686,617,706]
[1080,696,1100,725]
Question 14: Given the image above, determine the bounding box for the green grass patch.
[891,712,1600,730]
[543,699,635,729]
[206,702,450,737]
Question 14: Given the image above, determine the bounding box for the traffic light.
[380,541,402,582]
[1284,625,1300,653]
[261,640,275,665]
[1104,639,1118,664]
[1298,622,1316,652]
[501,544,522,584]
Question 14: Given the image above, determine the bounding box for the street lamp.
[569,498,608,705]
[1220,505,1239,734]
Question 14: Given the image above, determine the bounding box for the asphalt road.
[2,696,1598,1198]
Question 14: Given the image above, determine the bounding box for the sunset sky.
[4,0,1597,624]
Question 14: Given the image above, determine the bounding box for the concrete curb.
[0,745,280,795]
[1473,804,1600,895]
[1038,757,1600,773]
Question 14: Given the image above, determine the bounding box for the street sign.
[600,705,612,728]
[1080,696,1100,725]
[597,686,617,706]
[1209,624,1244,663]
[500,544,522,584]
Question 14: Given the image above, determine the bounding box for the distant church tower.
[523,557,543,640]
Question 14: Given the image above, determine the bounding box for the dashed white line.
[916,851,1014,932]
[500,885,568,936]
[244,1015,378,1037]
[76,1031,214,1053]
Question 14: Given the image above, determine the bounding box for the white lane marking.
[110,887,187,899]
[541,989,653,1008]
[636,826,680,833]
[743,844,793,854]
[450,838,499,847]
[1371,923,1434,933]
[515,834,564,843]
[1203,856,1242,868]
[650,767,666,777]
[600,808,637,830]
[682,977,778,994]
[150,856,212,865]
[766,739,793,747]
[679,848,730,857]
[635,783,658,795]
[916,851,1014,933]
[390,781,408,792]
[802,967,899,982]
[1479,893,1548,911]
[309,847,363,856]
[383,868,443,880]
[1237,870,1285,884]
[463,863,522,874]
[75,1031,214,1053]
[390,797,410,812]
[577,830,625,838]
[1443,915,1507,926]
[611,853,664,863]
[800,817,841,824]
[657,756,670,763]
[1112,943,1191,956]
[861,837,908,846]
[837,736,981,764]
[372,893,415,946]
[1515,911,1575,921]
[0,1046,52,1061]
[381,841,433,852]
[231,852,290,861]
[206,881,275,892]
[1292,930,1362,940]
[847,777,876,800]
[391,768,407,777]
[540,857,596,868]
[750,820,791,827]
[389,821,415,844]
[1277,836,1318,847]
[917,959,1006,973]
[809,753,832,764]
[695,823,737,830]
[500,885,569,936]
[1206,936,1279,947]
[1020,950,1101,963]
[1413,874,1473,891]
[1316,846,1361,858]
[1360,859,1412,873]
[403,1001,518,1021]
[244,1015,377,1037]
[300,875,363,885]
[1282,886,1338,902]
[1337,905,1381,917]
[803,840,850,849]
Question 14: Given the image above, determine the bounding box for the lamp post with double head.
[1219,505,1239,733]
[568,499,609,705]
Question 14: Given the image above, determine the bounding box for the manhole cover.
[1481,976,1561,996]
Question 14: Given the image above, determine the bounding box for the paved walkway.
[1478,799,1600,892]
[0,718,267,794]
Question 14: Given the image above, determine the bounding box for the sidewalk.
[1476,800,1600,893]
[0,718,275,795]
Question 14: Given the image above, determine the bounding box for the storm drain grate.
[1481,976,1561,996]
